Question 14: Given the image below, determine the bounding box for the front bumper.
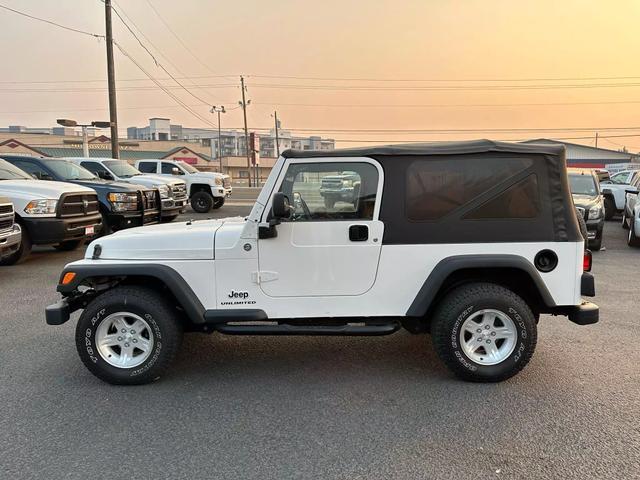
[0,224,22,258]
[585,217,604,240]
[22,213,102,245]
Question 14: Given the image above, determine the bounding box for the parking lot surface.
[0,203,638,479]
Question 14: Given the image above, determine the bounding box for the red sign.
[174,157,197,164]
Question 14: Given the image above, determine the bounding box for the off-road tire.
[604,196,615,220]
[75,286,183,385]
[54,239,83,251]
[191,191,214,213]
[0,224,31,266]
[431,282,537,383]
[212,196,225,209]
[628,220,640,247]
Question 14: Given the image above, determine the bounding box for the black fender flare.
[405,254,556,317]
[57,263,206,324]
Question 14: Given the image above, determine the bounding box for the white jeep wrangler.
[46,140,598,385]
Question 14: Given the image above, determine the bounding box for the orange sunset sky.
[1,0,640,149]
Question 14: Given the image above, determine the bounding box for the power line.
[0,3,104,38]
[246,74,640,83]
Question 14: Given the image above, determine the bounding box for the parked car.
[568,168,605,250]
[0,196,22,262]
[1,155,163,234]
[607,169,639,186]
[46,140,597,385]
[0,158,101,265]
[63,158,188,222]
[621,173,640,247]
[600,170,640,220]
[135,159,230,213]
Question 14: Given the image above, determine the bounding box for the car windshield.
[104,160,142,178]
[180,162,199,174]
[44,160,97,180]
[569,174,598,196]
[0,159,32,180]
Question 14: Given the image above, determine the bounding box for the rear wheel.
[75,286,183,385]
[191,191,213,213]
[54,239,83,251]
[604,196,615,220]
[629,220,640,247]
[0,225,31,266]
[431,283,537,382]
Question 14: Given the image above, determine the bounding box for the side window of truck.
[81,161,109,177]
[138,162,157,173]
[162,162,179,174]
[11,160,51,180]
[278,162,379,221]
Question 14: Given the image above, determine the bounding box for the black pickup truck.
[1,156,161,235]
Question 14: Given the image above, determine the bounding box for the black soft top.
[282,139,565,159]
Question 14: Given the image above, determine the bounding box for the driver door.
[257,159,384,298]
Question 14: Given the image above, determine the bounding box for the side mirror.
[271,192,291,219]
[625,188,639,195]
[97,170,113,180]
[171,167,181,175]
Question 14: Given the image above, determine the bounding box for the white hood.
[0,179,95,199]
[125,174,173,187]
[87,219,223,260]
[190,171,226,181]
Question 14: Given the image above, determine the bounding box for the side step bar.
[215,321,400,336]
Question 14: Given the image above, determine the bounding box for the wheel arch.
[57,264,205,326]
[189,183,213,197]
[405,255,555,330]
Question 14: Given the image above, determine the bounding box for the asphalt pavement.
[0,202,638,479]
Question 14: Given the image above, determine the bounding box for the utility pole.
[211,106,226,173]
[239,76,251,186]
[595,132,598,148]
[81,126,89,157]
[104,0,120,159]
[273,110,280,157]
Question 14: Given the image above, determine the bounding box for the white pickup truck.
[135,159,231,213]
[601,170,640,219]
[0,196,21,262]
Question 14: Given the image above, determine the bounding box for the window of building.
[239,170,249,178]
[278,162,378,221]
[406,157,535,221]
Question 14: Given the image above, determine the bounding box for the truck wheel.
[324,197,336,209]
[212,196,225,209]
[54,239,83,251]
[629,221,640,247]
[604,197,615,220]
[75,286,183,385]
[0,225,31,266]
[191,191,213,213]
[431,283,537,382]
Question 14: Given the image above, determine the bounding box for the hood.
[0,179,95,199]
[189,171,226,181]
[572,193,601,208]
[120,174,171,188]
[87,219,223,260]
[69,179,146,192]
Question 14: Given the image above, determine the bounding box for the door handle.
[349,224,369,242]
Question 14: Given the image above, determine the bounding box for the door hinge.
[252,271,278,284]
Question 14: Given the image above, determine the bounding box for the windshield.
[180,162,199,174]
[44,160,97,180]
[569,174,598,196]
[611,172,632,184]
[0,159,32,180]
[104,160,142,178]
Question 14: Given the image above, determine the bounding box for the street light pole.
[273,110,280,157]
[104,0,120,159]
[81,126,89,157]
[211,106,226,174]
[57,119,111,158]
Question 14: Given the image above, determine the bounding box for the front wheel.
[191,191,214,213]
[75,286,183,385]
[212,196,225,209]
[0,225,31,266]
[622,210,629,230]
[604,196,615,220]
[629,220,640,247]
[431,283,537,382]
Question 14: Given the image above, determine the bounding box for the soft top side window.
[278,162,379,222]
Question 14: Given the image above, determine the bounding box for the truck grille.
[141,190,159,210]
[0,218,13,232]
[58,193,100,218]
[321,179,342,188]
[171,183,188,200]
[0,204,12,215]
[223,177,231,189]
[0,203,14,233]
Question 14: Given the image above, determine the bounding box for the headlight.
[588,207,603,220]
[24,199,57,215]
[214,177,223,186]
[108,192,139,212]
[342,179,353,187]
[154,184,170,199]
